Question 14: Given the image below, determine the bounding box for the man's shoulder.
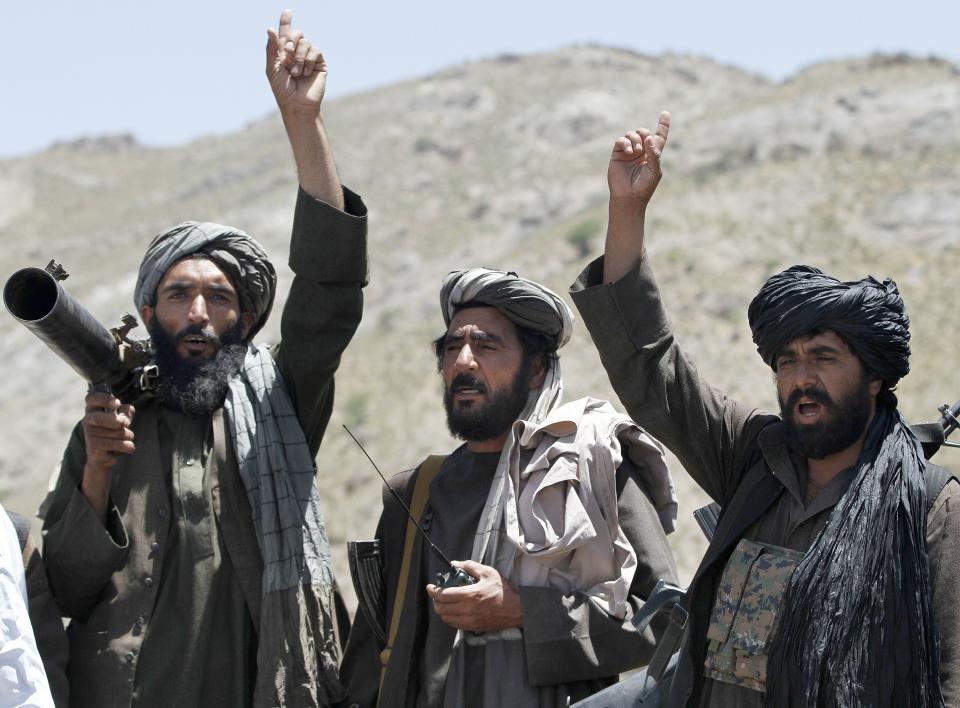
[385,450,459,494]
[924,460,958,511]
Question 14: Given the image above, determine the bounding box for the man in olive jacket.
[570,113,959,706]
[40,12,366,708]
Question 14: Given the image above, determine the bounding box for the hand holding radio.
[426,560,523,632]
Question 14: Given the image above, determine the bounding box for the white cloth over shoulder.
[444,398,676,708]
[0,503,53,708]
[501,396,675,618]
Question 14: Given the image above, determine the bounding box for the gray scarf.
[136,222,343,706]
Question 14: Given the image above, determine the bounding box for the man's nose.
[793,360,818,389]
[454,343,477,371]
[188,295,209,324]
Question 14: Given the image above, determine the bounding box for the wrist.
[608,195,648,215]
[279,105,324,124]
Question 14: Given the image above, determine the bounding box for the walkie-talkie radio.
[343,425,476,589]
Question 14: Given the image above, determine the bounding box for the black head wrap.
[749,265,941,707]
[748,264,911,388]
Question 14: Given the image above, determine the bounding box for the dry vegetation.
[1,48,958,605]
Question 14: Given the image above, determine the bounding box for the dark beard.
[443,360,532,443]
[779,373,874,460]
[150,320,247,416]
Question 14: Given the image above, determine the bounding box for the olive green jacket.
[41,187,367,708]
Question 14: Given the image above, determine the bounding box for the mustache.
[784,386,834,410]
[449,373,487,394]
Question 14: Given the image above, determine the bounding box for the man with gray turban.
[570,114,960,706]
[41,11,366,708]
[340,268,679,706]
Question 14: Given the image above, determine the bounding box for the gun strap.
[378,454,447,695]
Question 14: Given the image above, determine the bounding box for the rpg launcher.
[3,260,157,402]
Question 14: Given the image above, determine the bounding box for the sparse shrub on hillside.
[566,218,600,258]
[343,391,370,428]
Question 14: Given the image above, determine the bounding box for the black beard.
[779,374,874,460]
[149,320,247,416]
[443,360,533,443]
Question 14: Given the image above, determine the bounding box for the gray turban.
[134,221,277,339]
[747,264,911,387]
[440,268,575,348]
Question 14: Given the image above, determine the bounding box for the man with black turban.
[40,11,366,708]
[340,268,680,707]
[570,113,960,706]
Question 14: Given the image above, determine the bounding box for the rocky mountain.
[1,47,957,591]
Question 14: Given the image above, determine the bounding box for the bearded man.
[569,113,960,706]
[39,11,366,708]
[340,269,680,707]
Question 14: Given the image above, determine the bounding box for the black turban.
[752,266,941,706]
[748,265,911,387]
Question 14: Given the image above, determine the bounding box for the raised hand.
[266,9,327,114]
[607,111,671,205]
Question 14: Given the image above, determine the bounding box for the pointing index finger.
[278,9,293,44]
[655,111,671,150]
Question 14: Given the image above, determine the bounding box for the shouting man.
[40,11,366,708]
[570,113,960,706]
[341,269,679,707]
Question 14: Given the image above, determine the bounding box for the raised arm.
[266,9,343,208]
[267,10,368,453]
[602,111,670,284]
[571,116,773,505]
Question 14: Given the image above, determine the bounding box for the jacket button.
[125,652,135,663]
[144,576,154,587]
[158,507,168,519]
[151,542,160,553]
[184,458,195,466]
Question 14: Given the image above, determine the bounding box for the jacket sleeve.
[40,423,129,620]
[926,478,960,703]
[518,457,679,686]
[22,532,70,708]
[276,186,368,458]
[569,255,775,506]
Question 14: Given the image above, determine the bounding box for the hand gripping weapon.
[4,260,157,402]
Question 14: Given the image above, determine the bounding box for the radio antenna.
[342,425,455,568]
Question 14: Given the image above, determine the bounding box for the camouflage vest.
[703,539,804,692]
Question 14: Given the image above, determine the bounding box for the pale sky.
[3,0,957,158]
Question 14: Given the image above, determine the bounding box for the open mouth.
[180,335,212,356]
[454,385,485,396]
[797,400,823,419]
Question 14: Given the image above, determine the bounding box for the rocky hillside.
[1,47,958,592]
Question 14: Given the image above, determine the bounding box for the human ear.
[139,305,155,329]
[530,357,547,389]
[241,312,256,339]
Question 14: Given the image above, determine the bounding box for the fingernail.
[285,41,295,51]
[291,63,302,76]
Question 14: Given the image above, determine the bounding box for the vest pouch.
[703,538,804,692]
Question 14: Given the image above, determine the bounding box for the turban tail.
[749,265,941,707]
[134,221,277,339]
